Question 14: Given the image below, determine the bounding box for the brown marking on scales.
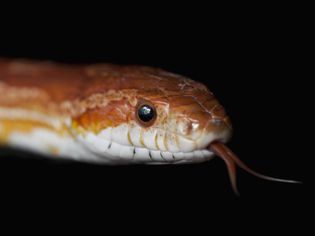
[60,89,139,117]
[0,59,212,119]
[0,59,209,101]
[73,98,134,133]
[0,81,51,102]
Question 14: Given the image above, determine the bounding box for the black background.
[0,5,310,231]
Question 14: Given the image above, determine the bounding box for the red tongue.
[209,142,301,195]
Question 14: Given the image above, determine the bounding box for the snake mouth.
[82,136,215,164]
[146,148,215,164]
[76,129,217,164]
[208,142,301,195]
[75,125,220,164]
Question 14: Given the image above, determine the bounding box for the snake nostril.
[211,118,223,126]
[222,116,233,130]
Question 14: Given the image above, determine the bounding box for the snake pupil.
[138,105,155,122]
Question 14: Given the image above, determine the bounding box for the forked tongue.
[209,142,301,195]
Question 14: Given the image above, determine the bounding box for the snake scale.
[0,58,298,193]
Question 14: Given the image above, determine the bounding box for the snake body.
[0,58,298,193]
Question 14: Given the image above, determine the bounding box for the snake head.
[131,78,233,162]
[69,65,232,164]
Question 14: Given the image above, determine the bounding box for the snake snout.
[194,115,233,150]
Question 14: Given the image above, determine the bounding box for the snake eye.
[136,100,157,127]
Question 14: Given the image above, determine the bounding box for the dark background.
[0,5,310,231]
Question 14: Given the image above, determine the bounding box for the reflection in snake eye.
[135,99,157,127]
[137,104,155,123]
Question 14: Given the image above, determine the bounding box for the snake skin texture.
[0,59,232,164]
